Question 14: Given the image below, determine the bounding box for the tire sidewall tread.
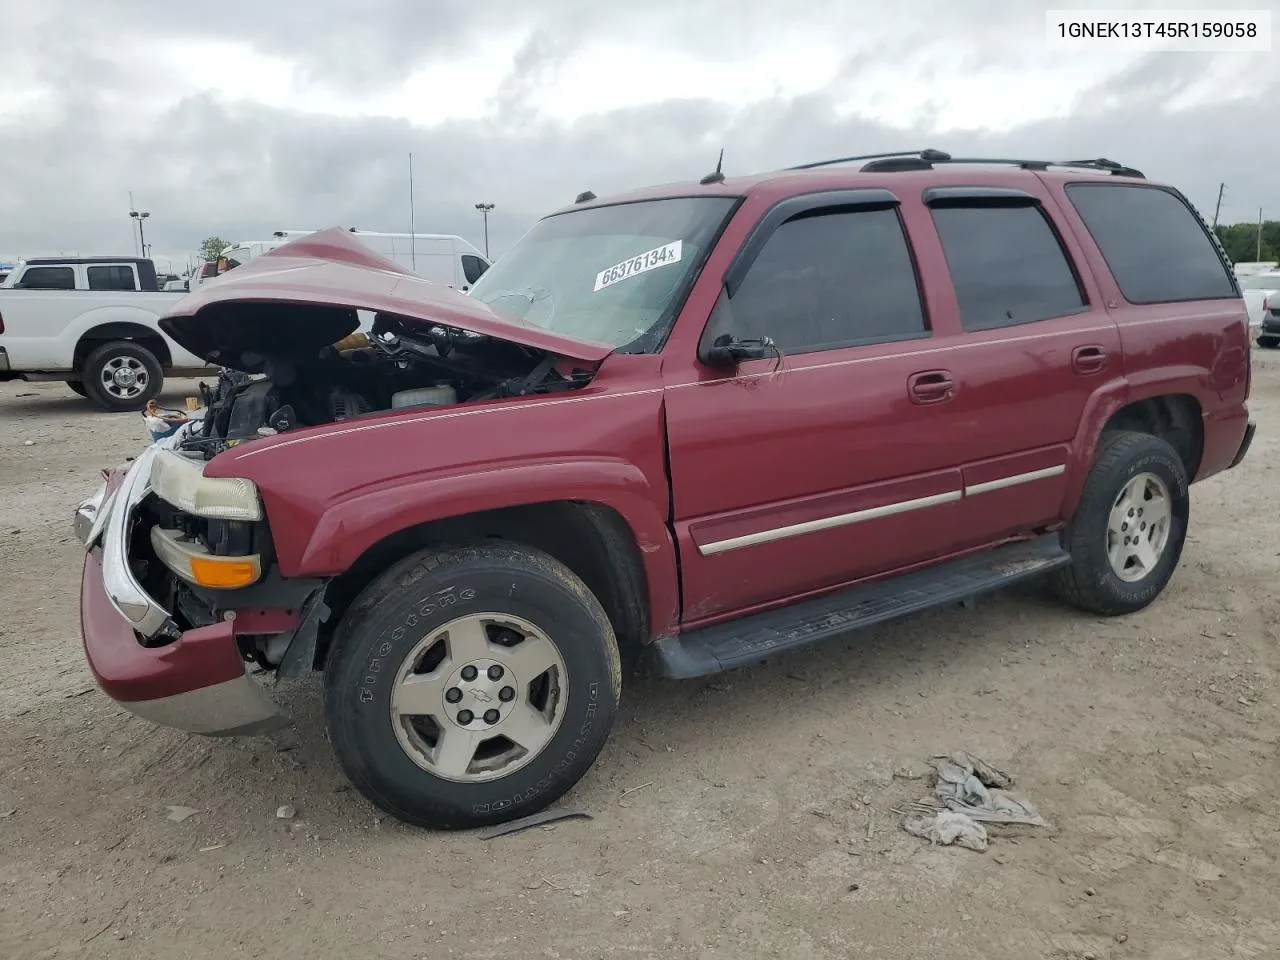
[81,340,163,412]
[324,542,621,830]
[1055,430,1190,616]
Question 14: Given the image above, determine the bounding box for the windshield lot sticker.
[593,240,683,292]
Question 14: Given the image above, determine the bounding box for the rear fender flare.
[1062,371,1209,517]
[1062,380,1131,519]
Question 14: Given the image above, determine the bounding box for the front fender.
[290,456,681,638]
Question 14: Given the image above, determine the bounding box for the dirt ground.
[0,359,1276,960]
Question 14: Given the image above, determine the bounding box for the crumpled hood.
[158,227,613,370]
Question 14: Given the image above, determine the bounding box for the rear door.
[662,190,970,624]
[899,181,1123,547]
[86,264,140,291]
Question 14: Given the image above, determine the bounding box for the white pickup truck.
[0,256,213,411]
[1234,270,1280,347]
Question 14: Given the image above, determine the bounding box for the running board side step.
[652,534,1070,679]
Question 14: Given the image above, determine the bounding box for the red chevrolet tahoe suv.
[75,150,1255,829]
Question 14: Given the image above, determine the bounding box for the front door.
[661,193,967,626]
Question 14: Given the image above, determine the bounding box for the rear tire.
[323,542,622,830]
[80,340,163,412]
[65,380,88,397]
[1257,336,1279,349]
[1052,431,1189,616]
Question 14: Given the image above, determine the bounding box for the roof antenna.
[700,148,725,185]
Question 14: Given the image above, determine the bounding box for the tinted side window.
[930,204,1086,331]
[1066,183,1236,304]
[461,254,489,285]
[17,266,75,290]
[86,265,137,290]
[727,207,926,353]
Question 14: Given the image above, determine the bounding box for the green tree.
[198,236,230,262]
[1214,221,1280,264]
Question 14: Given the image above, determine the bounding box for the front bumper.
[75,441,287,736]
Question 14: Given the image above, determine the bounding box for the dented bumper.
[75,449,287,736]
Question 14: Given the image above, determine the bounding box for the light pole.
[130,209,151,258]
[474,202,495,259]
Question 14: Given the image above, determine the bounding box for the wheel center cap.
[113,368,137,387]
[442,658,518,731]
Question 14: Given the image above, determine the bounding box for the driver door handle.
[1072,345,1108,375]
[907,370,955,405]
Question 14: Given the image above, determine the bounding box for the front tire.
[80,340,163,412]
[65,380,88,397]
[1257,335,1279,349]
[1052,430,1189,616]
[323,543,622,829]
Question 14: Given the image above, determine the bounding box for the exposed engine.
[180,313,591,459]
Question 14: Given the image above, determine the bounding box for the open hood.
[158,228,614,371]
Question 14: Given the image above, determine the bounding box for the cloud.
[1,0,1278,267]
[489,25,584,120]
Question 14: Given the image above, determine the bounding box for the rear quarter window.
[1065,183,1237,304]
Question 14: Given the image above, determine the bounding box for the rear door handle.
[1072,345,1108,375]
[907,370,955,404]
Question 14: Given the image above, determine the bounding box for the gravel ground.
[0,361,1277,960]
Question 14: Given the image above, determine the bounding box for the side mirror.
[697,286,775,367]
[703,333,772,367]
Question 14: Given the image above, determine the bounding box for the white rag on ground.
[903,809,990,852]
[900,752,1045,853]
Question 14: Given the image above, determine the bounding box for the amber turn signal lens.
[189,556,259,589]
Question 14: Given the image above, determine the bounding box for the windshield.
[468,196,738,352]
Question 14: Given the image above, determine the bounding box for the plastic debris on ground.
[903,809,989,852]
[142,400,189,443]
[899,751,1045,853]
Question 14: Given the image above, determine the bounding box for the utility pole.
[1257,207,1264,262]
[128,192,139,256]
[130,208,151,259]
[408,152,416,271]
[474,202,495,259]
[1211,182,1225,230]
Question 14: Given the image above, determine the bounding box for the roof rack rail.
[787,150,1144,179]
[786,149,951,171]
[931,156,1146,178]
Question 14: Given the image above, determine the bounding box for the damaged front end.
[77,228,610,733]
[139,313,595,681]
[179,310,594,462]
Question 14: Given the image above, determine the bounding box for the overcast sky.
[1,0,1277,270]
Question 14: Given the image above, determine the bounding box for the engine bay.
[179,312,593,459]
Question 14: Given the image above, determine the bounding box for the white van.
[221,229,492,291]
